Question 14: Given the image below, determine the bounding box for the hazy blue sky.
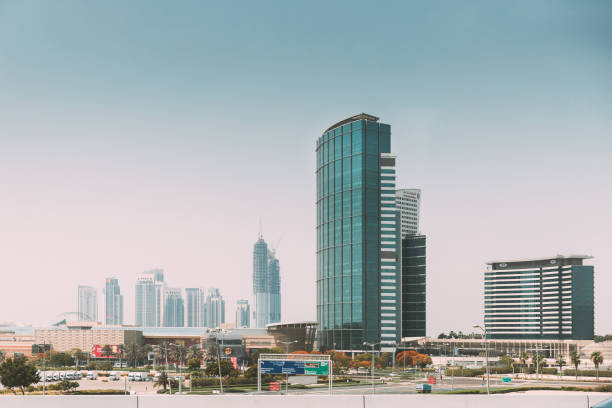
[1,1,611,335]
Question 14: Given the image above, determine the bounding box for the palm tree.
[555,356,566,378]
[139,344,153,367]
[187,345,203,361]
[591,352,604,381]
[569,350,581,380]
[531,354,546,378]
[155,371,168,391]
[171,344,188,369]
[101,345,114,359]
[125,343,139,368]
[519,352,529,375]
[117,344,125,368]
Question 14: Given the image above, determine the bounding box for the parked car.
[127,372,137,381]
[86,371,98,380]
[109,372,120,381]
[416,383,432,393]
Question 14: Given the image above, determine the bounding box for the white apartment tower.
[396,188,421,237]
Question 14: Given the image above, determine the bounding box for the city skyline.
[0,1,610,336]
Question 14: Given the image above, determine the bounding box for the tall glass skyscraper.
[185,288,205,327]
[204,288,225,328]
[235,299,250,328]
[163,288,184,327]
[253,236,282,327]
[135,273,156,326]
[104,278,123,325]
[316,113,399,351]
[78,286,97,322]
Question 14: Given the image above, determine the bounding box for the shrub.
[563,369,612,378]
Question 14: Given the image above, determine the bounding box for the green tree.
[0,357,40,395]
[498,355,514,367]
[187,358,201,370]
[569,350,581,380]
[249,347,283,365]
[519,352,529,374]
[591,351,604,381]
[187,345,203,361]
[69,348,87,367]
[555,356,566,377]
[50,352,74,367]
[205,360,236,377]
[57,380,79,393]
[155,371,168,391]
[117,344,125,367]
[0,350,5,363]
[101,345,114,359]
[531,354,546,376]
[170,344,187,367]
[125,343,139,367]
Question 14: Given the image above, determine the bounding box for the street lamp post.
[209,328,228,394]
[473,325,490,395]
[363,342,379,394]
[169,343,183,394]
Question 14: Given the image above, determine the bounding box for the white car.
[86,371,98,380]
[109,372,120,381]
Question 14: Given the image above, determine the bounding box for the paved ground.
[19,376,612,396]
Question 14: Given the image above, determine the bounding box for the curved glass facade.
[316,115,392,351]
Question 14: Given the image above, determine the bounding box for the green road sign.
[304,361,329,375]
[502,377,512,383]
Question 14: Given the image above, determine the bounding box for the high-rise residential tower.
[77,286,97,322]
[204,288,225,328]
[235,299,250,328]
[163,288,184,327]
[104,278,124,325]
[135,273,156,326]
[253,236,282,327]
[253,237,270,327]
[396,188,421,237]
[185,288,205,327]
[268,251,281,324]
[485,255,594,340]
[316,113,399,351]
[144,269,165,327]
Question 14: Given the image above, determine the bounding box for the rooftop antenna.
[258,217,263,239]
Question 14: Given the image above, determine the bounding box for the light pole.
[209,328,228,394]
[363,342,379,394]
[473,325,490,395]
[280,340,298,394]
[169,343,183,394]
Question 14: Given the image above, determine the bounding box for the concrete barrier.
[0,393,610,408]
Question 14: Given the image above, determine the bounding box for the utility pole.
[473,325,490,395]
[363,342,379,394]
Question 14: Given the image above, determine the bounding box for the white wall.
[0,394,611,408]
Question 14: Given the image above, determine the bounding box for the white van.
[86,371,98,380]
[65,372,74,380]
[109,372,120,381]
[127,372,136,381]
[53,372,60,381]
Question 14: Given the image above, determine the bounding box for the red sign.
[269,381,280,391]
[91,345,119,358]
[427,377,437,384]
[230,357,238,370]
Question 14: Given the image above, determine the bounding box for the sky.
[0,1,611,336]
